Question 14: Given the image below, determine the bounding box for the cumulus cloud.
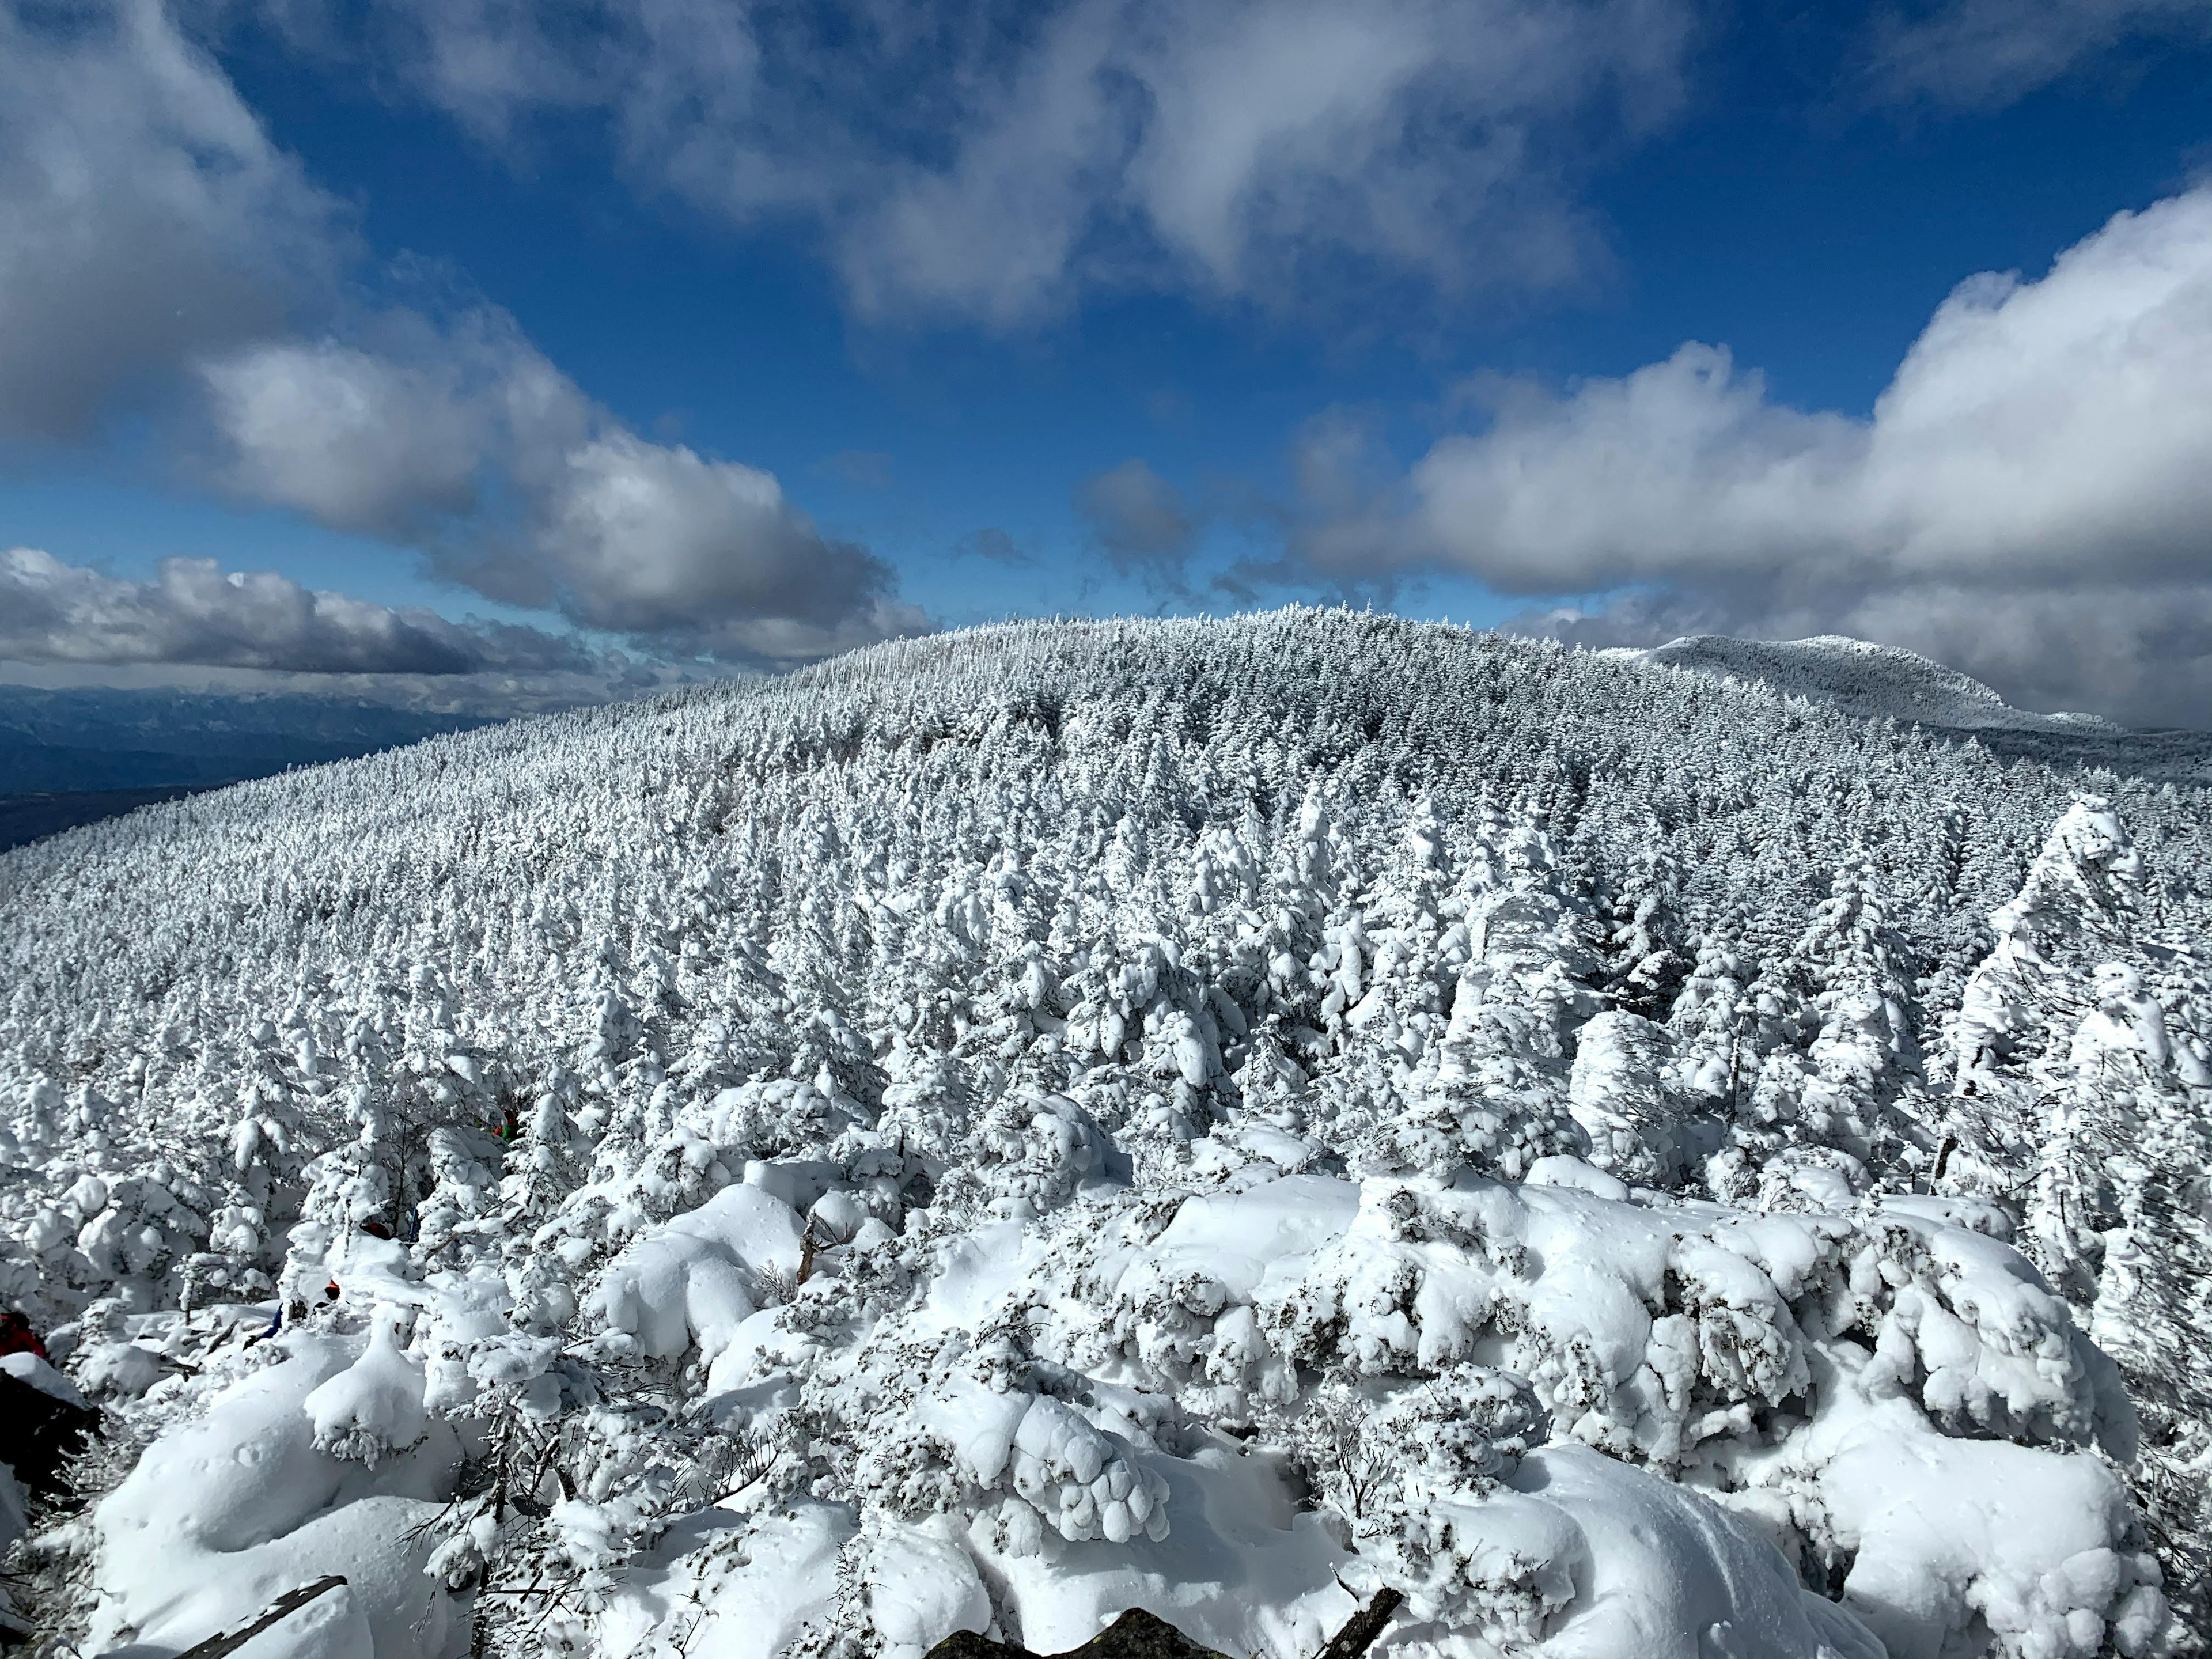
[1866,0,2212,109]
[1077,460,1202,584]
[2,1,923,669]
[1297,188,2212,726]
[0,547,592,675]
[0,0,340,441]
[198,335,495,535]
[240,0,1691,325]
[524,430,921,660]
[195,319,925,663]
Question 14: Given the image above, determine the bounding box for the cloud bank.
[1296,188,2212,726]
[241,0,1692,327]
[0,547,593,676]
[198,319,923,662]
[0,0,921,671]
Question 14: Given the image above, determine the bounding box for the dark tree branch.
[175,1576,347,1659]
[1314,1587,1404,1659]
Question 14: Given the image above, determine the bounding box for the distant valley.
[0,687,497,849]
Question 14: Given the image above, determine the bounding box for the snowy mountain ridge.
[1604,634,2123,734]
[0,610,2206,1659]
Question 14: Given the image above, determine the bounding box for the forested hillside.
[1618,635,2115,733]
[2,611,2206,1659]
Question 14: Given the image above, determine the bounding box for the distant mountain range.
[1602,632,2212,783]
[1601,633,2114,732]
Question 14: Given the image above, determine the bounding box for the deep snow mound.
[1,609,2209,1659]
[1614,634,2120,733]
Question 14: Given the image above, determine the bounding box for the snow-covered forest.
[2,609,2208,1659]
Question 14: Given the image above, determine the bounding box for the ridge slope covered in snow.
[1608,634,2120,734]
[1,611,2207,1659]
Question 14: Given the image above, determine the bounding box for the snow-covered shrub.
[304,1304,429,1465]
[1325,1368,1559,1637]
[898,1378,1171,1551]
[585,1181,804,1379]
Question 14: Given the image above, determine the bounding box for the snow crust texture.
[1,611,2209,1659]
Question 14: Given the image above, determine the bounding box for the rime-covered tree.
[0,612,2205,1658]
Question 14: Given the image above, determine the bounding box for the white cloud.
[195,317,926,664]
[244,0,1691,325]
[532,431,923,658]
[1299,187,2212,725]
[199,337,496,533]
[2,0,923,668]
[1115,0,1681,303]
[0,547,590,675]
[0,0,340,440]
[1866,0,2212,109]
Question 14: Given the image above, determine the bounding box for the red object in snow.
[0,1309,48,1361]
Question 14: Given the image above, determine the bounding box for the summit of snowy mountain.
[1607,633,2124,734]
[1,611,2207,1659]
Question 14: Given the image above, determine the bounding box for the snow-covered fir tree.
[0,611,2206,1659]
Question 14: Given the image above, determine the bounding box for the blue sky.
[3,0,2211,721]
